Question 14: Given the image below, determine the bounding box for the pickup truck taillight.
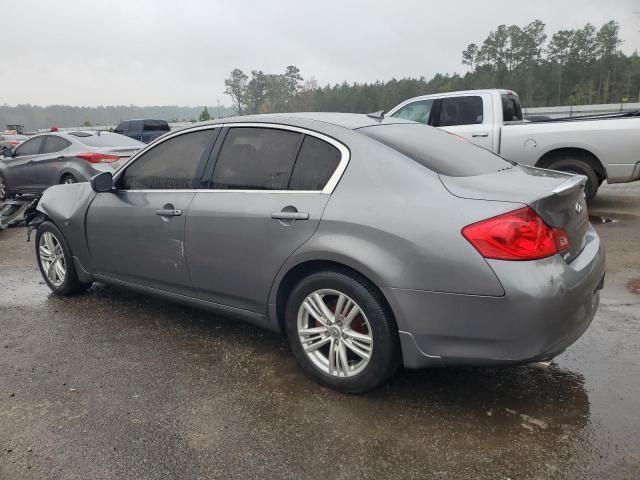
[462,207,570,261]
[76,152,119,163]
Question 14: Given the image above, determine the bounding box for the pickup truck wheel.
[547,159,599,203]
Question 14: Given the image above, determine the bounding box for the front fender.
[36,182,96,274]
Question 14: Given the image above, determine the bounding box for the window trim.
[113,123,350,195]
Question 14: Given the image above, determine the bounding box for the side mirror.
[90,171,114,192]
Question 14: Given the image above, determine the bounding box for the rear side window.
[144,120,170,132]
[42,136,71,154]
[211,127,302,190]
[390,99,434,124]
[120,130,215,189]
[289,135,341,190]
[438,96,483,126]
[360,124,512,177]
[15,136,45,156]
[501,95,523,122]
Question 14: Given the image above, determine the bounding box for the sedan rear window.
[360,123,513,177]
[79,134,145,148]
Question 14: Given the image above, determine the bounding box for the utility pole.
[217,99,221,119]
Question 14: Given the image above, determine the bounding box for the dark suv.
[114,119,171,143]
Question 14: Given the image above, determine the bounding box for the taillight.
[462,207,570,261]
[76,152,119,163]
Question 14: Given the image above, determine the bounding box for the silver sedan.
[29,113,605,393]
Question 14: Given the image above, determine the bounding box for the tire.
[35,221,92,295]
[547,158,600,203]
[60,174,77,185]
[0,173,7,201]
[285,269,401,393]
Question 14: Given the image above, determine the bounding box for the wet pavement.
[1,183,639,479]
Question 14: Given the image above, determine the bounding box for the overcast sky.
[1,0,639,107]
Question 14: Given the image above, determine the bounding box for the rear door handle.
[271,212,309,221]
[471,132,489,138]
[155,208,182,216]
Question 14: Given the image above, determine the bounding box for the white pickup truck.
[387,89,640,201]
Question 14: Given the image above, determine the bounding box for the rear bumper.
[384,225,606,369]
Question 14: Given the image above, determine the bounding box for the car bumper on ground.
[384,225,606,369]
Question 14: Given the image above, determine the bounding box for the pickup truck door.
[433,94,495,151]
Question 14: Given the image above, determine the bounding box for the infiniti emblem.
[575,201,583,214]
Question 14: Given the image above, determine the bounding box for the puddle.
[589,215,619,224]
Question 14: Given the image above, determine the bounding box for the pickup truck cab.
[114,119,171,144]
[387,89,640,201]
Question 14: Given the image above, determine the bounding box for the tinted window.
[14,136,45,156]
[502,95,523,122]
[360,124,512,177]
[289,136,341,190]
[391,100,434,124]
[438,96,483,126]
[115,121,128,133]
[129,120,144,132]
[121,130,214,189]
[42,136,71,154]
[211,127,302,190]
[80,133,144,148]
[143,120,170,131]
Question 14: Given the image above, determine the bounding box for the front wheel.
[35,221,92,295]
[285,270,401,393]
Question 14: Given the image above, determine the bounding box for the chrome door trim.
[113,122,350,195]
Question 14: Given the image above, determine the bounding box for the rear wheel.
[285,270,400,393]
[547,158,599,203]
[35,221,92,295]
[60,174,77,185]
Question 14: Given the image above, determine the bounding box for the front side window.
[115,122,128,133]
[120,130,215,189]
[14,136,45,156]
[391,99,434,124]
[289,135,342,190]
[42,136,71,154]
[438,96,484,127]
[211,127,302,190]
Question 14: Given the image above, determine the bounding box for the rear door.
[29,135,72,189]
[85,128,219,294]
[185,125,347,314]
[6,136,46,192]
[433,94,494,150]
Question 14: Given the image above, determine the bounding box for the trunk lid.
[440,165,589,262]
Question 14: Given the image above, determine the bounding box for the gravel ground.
[1,182,639,479]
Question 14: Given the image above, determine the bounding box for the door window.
[211,127,302,190]
[42,136,71,154]
[289,135,341,190]
[119,130,215,189]
[114,121,128,133]
[437,96,484,126]
[391,99,434,124]
[14,136,45,156]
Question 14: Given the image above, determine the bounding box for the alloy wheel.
[297,289,373,377]
[39,231,66,287]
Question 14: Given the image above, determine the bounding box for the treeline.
[0,104,236,131]
[225,19,640,113]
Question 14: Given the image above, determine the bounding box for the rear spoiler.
[552,175,587,196]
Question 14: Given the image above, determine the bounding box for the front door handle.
[271,211,309,221]
[471,132,489,138]
[155,208,182,217]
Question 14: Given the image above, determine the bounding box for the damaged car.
[29,113,606,393]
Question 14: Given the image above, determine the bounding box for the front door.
[6,136,46,192]
[186,126,346,314]
[85,128,219,294]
